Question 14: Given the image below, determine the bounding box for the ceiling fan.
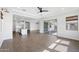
[37,7,48,13]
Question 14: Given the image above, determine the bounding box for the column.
[39,21,44,33]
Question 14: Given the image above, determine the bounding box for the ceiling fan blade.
[37,7,48,13]
[42,10,48,12]
[37,7,42,10]
[37,7,43,12]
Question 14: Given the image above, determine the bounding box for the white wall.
[0,20,3,47]
[13,20,16,31]
[53,10,79,40]
[30,21,39,31]
[2,12,13,40]
[0,12,13,47]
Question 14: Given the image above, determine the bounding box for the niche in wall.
[66,15,78,31]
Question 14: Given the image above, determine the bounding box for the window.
[66,15,78,31]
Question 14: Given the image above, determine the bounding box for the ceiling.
[8,7,79,20]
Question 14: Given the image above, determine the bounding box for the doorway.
[48,19,57,35]
[13,15,30,35]
[44,19,58,35]
[25,22,30,34]
[44,22,48,33]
